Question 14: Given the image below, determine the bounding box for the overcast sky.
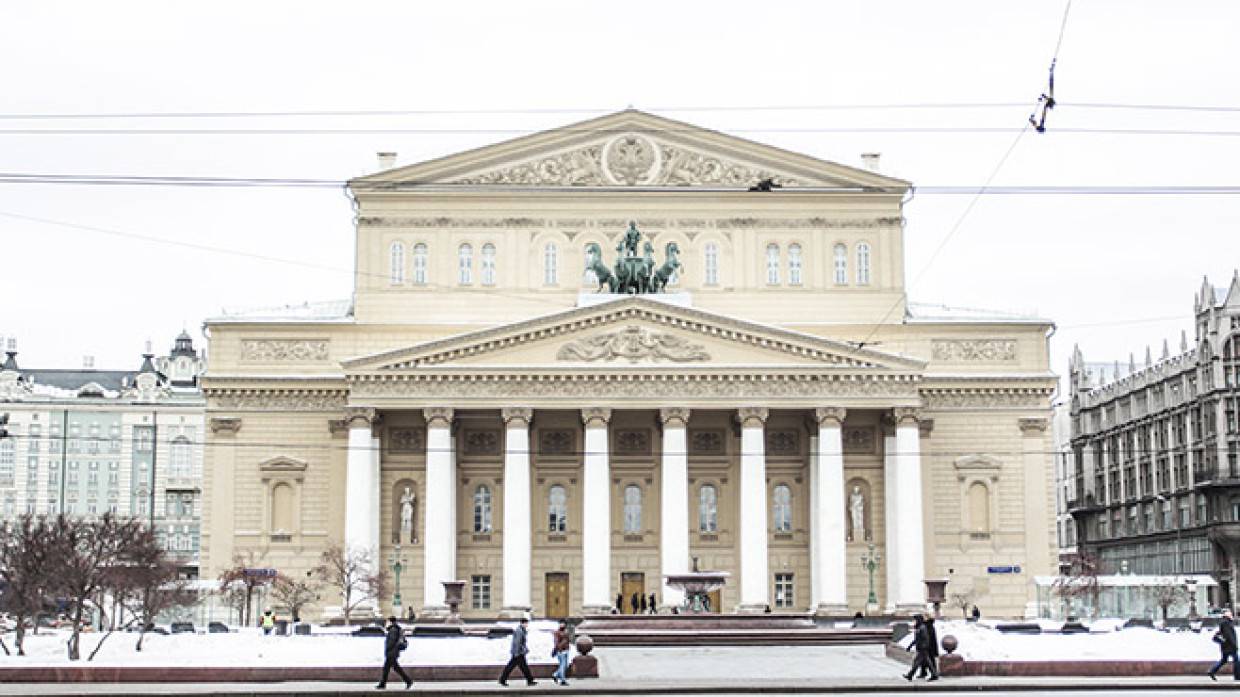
[1,1,1236,394]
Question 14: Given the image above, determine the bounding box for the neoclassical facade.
[200,110,1057,619]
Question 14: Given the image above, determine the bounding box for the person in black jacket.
[917,616,941,679]
[499,617,537,686]
[1209,610,1240,681]
[376,616,412,690]
[903,614,939,681]
[630,592,639,614]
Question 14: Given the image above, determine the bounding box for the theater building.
[200,110,1057,619]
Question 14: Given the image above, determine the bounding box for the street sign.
[986,565,1022,574]
[242,567,277,578]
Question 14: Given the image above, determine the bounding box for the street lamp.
[388,545,408,612]
[860,543,882,614]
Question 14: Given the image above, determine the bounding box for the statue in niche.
[399,486,416,543]
[848,484,868,542]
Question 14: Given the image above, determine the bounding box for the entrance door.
[621,572,645,614]
[545,573,570,619]
[707,589,722,614]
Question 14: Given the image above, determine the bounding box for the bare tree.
[949,588,977,619]
[1053,553,1103,619]
[51,513,158,661]
[217,550,273,627]
[0,515,57,656]
[119,551,195,653]
[1152,580,1188,621]
[315,543,389,624]
[271,571,320,623]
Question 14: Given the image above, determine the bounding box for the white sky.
[1,0,1237,395]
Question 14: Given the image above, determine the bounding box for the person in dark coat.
[376,616,412,690]
[916,616,940,679]
[903,614,939,681]
[648,592,657,614]
[1209,610,1240,680]
[615,593,623,613]
[971,605,981,621]
[499,617,537,686]
[639,594,647,613]
[630,592,639,615]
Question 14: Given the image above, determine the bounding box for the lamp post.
[861,543,882,614]
[388,545,407,611]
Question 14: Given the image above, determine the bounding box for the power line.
[2,126,1240,137]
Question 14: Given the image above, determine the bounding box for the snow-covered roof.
[210,299,354,324]
[905,301,1050,325]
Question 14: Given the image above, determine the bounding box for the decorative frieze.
[920,387,1053,410]
[557,326,709,363]
[689,429,726,455]
[357,216,546,228]
[388,428,425,453]
[208,389,347,411]
[843,427,876,455]
[614,429,651,456]
[716,217,902,229]
[930,339,1017,363]
[209,416,242,435]
[765,429,800,455]
[240,339,329,362]
[538,429,574,456]
[463,430,501,455]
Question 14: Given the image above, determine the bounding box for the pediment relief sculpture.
[452,133,811,188]
[258,455,309,473]
[556,325,709,363]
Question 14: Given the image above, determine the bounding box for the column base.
[814,602,851,617]
[736,603,769,614]
[499,606,532,620]
[580,604,613,616]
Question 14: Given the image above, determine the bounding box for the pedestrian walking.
[551,620,571,686]
[630,592,639,615]
[920,616,940,679]
[970,605,981,621]
[648,593,657,614]
[376,616,412,690]
[639,594,647,613]
[499,617,537,686]
[1209,610,1239,681]
[615,593,623,614]
[903,614,939,682]
[260,609,275,635]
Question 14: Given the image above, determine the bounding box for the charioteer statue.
[585,222,681,295]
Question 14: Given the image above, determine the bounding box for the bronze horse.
[584,242,616,292]
[651,242,681,292]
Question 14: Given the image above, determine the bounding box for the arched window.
[271,482,294,532]
[412,243,428,285]
[699,485,718,532]
[481,243,496,286]
[967,482,990,532]
[704,242,720,286]
[623,485,642,533]
[833,243,848,285]
[389,242,405,285]
[543,242,558,286]
[773,484,792,532]
[787,244,803,286]
[856,242,871,285]
[473,485,492,532]
[170,436,191,477]
[458,243,473,285]
[583,245,598,286]
[548,485,567,533]
[765,244,780,285]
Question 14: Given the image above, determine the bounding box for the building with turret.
[0,332,207,578]
[1067,272,1240,606]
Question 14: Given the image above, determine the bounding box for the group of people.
[614,591,659,614]
[902,613,940,682]
[376,616,575,690]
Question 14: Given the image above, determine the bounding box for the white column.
[659,407,691,609]
[883,430,900,613]
[892,408,926,612]
[809,434,820,610]
[344,408,377,560]
[581,407,612,614]
[813,407,848,614]
[422,407,455,616]
[501,407,533,617]
[738,407,770,613]
[369,431,382,576]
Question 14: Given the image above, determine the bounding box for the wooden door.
[545,573,570,619]
[621,572,645,614]
[707,590,722,614]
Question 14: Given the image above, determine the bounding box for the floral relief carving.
[931,339,1017,362]
[765,429,800,455]
[614,429,651,455]
[556,326,709,363]
[240,339,329,362]
[921,389,1053,409]
[388,428,425,453]
[538,429,574,456]
[689,430,726,455]
[843,427,876,455]
[463,430,501,455]
[208,389,347,411]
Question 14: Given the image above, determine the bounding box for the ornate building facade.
[1067,273,1240,606]
[201,110,1057,618]
[0,333,206,577]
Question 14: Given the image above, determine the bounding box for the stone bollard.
[570,634,597,678]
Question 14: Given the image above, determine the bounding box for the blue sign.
[987,565,1022,574]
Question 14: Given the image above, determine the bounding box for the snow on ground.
[940,619,1222,662]
[0,621,557,667]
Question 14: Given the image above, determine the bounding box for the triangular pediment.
[344,297,924,374]
[350,110,909,190]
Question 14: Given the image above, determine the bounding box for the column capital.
[659,407,691,428]
[344,407,377,429]
[1019,417,1049,435]
[892,407,922,427]
[501,407,534,428]
[581,407,612,428]
[737,406,769,428]
[814,407,847,427]
[209,416,242,435]
[423,407,454,428]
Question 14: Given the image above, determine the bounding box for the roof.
[209,299,354,324]
[22,369,134,393]
[905,301,1051,325]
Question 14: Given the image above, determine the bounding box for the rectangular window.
[471,574,491,609]
[774,573,794,609]
[134,426,154,453]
